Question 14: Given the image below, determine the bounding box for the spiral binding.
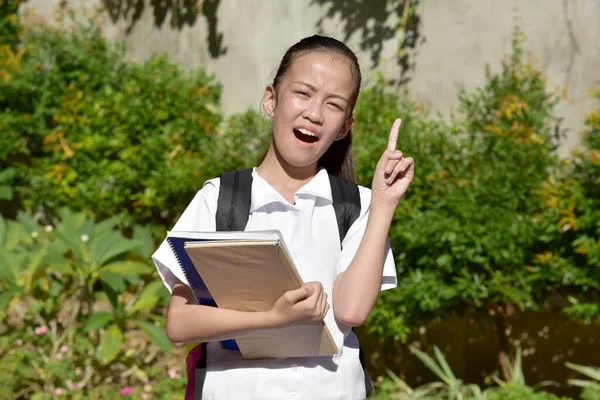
[167,237,234,350]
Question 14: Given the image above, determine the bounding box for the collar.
[250,167,332,212]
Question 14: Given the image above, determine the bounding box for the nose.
[302,98,323,125]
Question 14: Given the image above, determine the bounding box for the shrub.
[0,11,257,233]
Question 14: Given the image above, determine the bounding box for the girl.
[152,35,414,400]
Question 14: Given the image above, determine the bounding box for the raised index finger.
[387,118,402,151]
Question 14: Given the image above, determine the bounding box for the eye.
[328,102,344,111]
[295,91,309,98]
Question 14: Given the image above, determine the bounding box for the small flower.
[73,383,82,390]
[59,345,68,353]
[31,231,39,239]
[141,393,150,400]
[80,234,89,242]
[55,353,64,360]
[167,367,181,380]
[54,388,65,396]
[45,225,54,232]
[75,367,83,376]
[35,325,49,335]
[144,382,152,392]
[15,339,23,346]
[120,386,133,396]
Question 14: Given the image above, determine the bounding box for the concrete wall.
[22,0,600,156]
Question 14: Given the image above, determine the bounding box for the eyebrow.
[292,81,350,103]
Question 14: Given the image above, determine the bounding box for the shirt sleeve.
[335,186,397,291]
[151,180,219,293]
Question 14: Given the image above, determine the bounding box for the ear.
[335,115,355,141]
[263,85,276,117]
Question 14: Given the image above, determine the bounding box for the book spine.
[166,239,203,304]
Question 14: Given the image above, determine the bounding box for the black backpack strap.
[216,169,254,231]
[194,169,253,399]
[328,173,361,245]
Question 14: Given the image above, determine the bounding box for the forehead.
[285,51,355,95]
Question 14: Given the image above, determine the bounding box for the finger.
[319,293,328,320]
[387,118,402,151]
[285,286,313,304]
[384,157,401,175]
[386,157,414,185]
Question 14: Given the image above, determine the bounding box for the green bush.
[0,12,259,232]
[0,208,183,399]
[0,0,21,48]
[356,28,565,348]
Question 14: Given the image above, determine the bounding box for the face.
[263,51,356,171]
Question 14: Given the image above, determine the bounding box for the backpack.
[184,168,371,399]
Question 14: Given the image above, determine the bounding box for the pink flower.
[141,393,150,400]
[120,387,133,396]
[59,345,68,353]
[168,367,181,380]
[73,383,82,390]
[15,339,23,346]
[35,326,49,335]
[54,388,65,396]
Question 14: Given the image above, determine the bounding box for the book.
[166,230,339,359]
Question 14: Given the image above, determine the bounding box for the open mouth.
[293,128,320,144]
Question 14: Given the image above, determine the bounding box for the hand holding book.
[269,281,330,327]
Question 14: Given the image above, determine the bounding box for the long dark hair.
[267,35,362,182]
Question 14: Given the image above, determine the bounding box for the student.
[152,35,414,400]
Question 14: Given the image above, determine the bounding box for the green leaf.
[0,215,5,245]
[102,260,152,276]
[0,291,15,312]
[409,345,452,385]
[98,269,126,293]
[84,312,114,332]
[566,362,600,382]
[93,216,121,238]
[0,187,12,200]
[433,345,456,381]
[53,225,85,263]
[129,280,167,315]
[133,320,172,353]
[103,284,119,310]
[97,324,123,365]
[89,231,141,266]
[0,168,16,182]
[25,245,48,293]
[133,225,154,258]
[436,254,452,267]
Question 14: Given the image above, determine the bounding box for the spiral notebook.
[166,230,338,359]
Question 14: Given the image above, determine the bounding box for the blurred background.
[0,0,599,399]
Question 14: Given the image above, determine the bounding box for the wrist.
[262,309,287,329]
[370,195,397,219]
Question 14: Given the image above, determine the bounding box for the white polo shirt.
[152,168,397,400]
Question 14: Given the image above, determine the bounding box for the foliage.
[0,209,175,399]
[0,0,21,48]
[372,346,570,400]
[356,26,583,361]
[0,10,256,233]
[566,362,600,400]
[553,85,600,325]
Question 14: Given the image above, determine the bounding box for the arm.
[333,118,414,327]
[167,279,329,344]
[332,201,395,327]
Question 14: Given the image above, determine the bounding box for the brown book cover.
[181,233,338,359]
